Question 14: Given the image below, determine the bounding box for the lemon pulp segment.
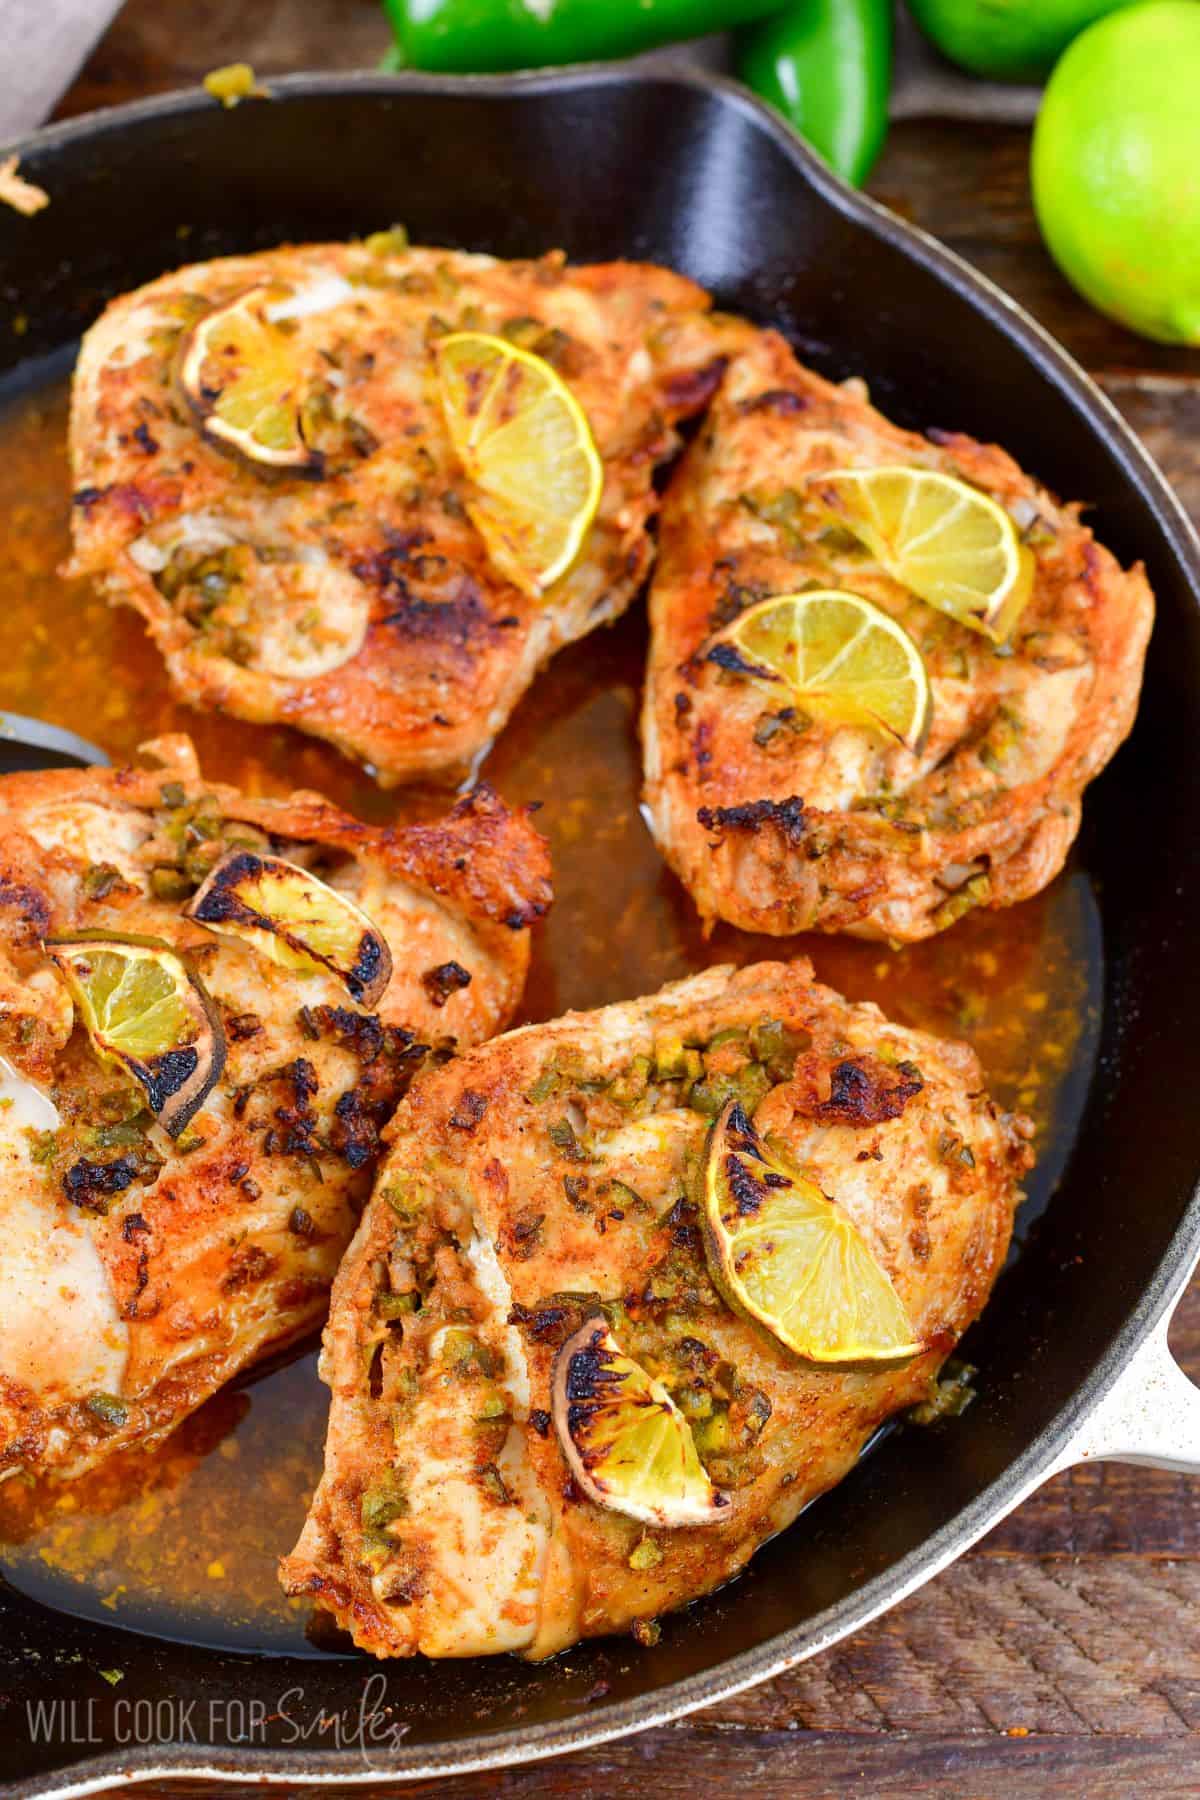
[711,588,931,752]
[814,465,1034,640]
[701,1100,921,1364]
[436,331,603,597]
[551,1319,727,1528]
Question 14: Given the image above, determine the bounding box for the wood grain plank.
[1101,375,1200,517]
[126,1730,1200,1800]
[868,122,1199,382]
[713,1556,1200,1736]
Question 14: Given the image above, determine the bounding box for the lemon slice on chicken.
[701,1100,921,1366]
[45,932,225,1137]
[435,331,603,598]
[709,589,931,752]
[551,1319,728,1528]
[814,465,1034,641]
[178,285,320,472]
[186,851,392,1007]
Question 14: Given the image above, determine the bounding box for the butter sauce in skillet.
[0,370,1099,1655]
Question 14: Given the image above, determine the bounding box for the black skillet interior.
[2,71,1199,1792]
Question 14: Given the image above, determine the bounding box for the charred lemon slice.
[435,331,603,597]
[551,1319,728,1528]
[701,1101,921,1366]
[186,851,392,1007]
[709,589,931,752]
[813,466,1035,641]
[44,932,225,1138]
[178,286,321,472]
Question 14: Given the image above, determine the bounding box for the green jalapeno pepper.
[384,0,781,73]
[736,0,892,188]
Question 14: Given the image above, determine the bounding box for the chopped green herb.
[479,1463,513,1505]
[548,1117,585,1160]
[85,1392,129,1431]
[149,865,192,902]
[81,863,129,901]
[26,1129,57,1165]
[376,1290,418,1319]
[361,1468,409,1532]
[910,1360,977,1426]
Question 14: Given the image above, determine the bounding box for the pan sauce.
[0,370,1100,1656]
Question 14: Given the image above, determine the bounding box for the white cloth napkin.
[1,0,122,140]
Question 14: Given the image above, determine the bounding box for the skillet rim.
[5,63,1200,1793]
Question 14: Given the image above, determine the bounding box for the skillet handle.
[1050,1306,1200,1477]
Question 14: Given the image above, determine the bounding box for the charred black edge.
[551,1320,730,1513]
[813,1056,924,1127]
[710,1100,791,1226]
[696,796,807,844]
[155,965,227,1137]
[421,960,473,1007]
[704,641,777,683]
[44,934,228,1138]
[187,850,393,1007]
[62,1154,140,1213]
[551,1318,618,1482]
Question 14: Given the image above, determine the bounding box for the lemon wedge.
[551,1319,728,1528]
[178,285,320,472]
[814,465,1034,640]
[186,851,392,1007]
[709,588,931,752]
[45,932,225,1137]
[700,1100,921,1365]
[435,330,603,597]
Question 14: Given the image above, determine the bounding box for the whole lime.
[1032,1,1200,345]
[906,0,1131,81]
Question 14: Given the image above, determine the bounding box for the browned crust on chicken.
[282,960,1030,1658]
[642,327,1154,940]
[0,735,549,1480]
[67,244,721,784]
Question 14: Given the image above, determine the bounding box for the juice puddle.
[0,367,1101,1655]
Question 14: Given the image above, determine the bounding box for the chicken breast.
[0,735,549,1481]
[281,959,1030,1657]
[66,242,725,784]
[642,326,1154,940]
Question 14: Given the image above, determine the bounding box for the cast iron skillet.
[2,68,1200,1796]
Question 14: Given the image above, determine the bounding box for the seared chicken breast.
[0,736,549,1481]
[282,960,1029,1657]
[67,243,724,784]
[642,327,1153,940]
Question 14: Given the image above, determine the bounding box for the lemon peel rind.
[701,1100,922,1367]
[435,330,604,598]
[708,587,932,754]
[813,465,1033,642]
[44,931,226,1138]
[551,1318,729,1529]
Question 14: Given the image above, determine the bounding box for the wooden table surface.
[48,3,1200,1795]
